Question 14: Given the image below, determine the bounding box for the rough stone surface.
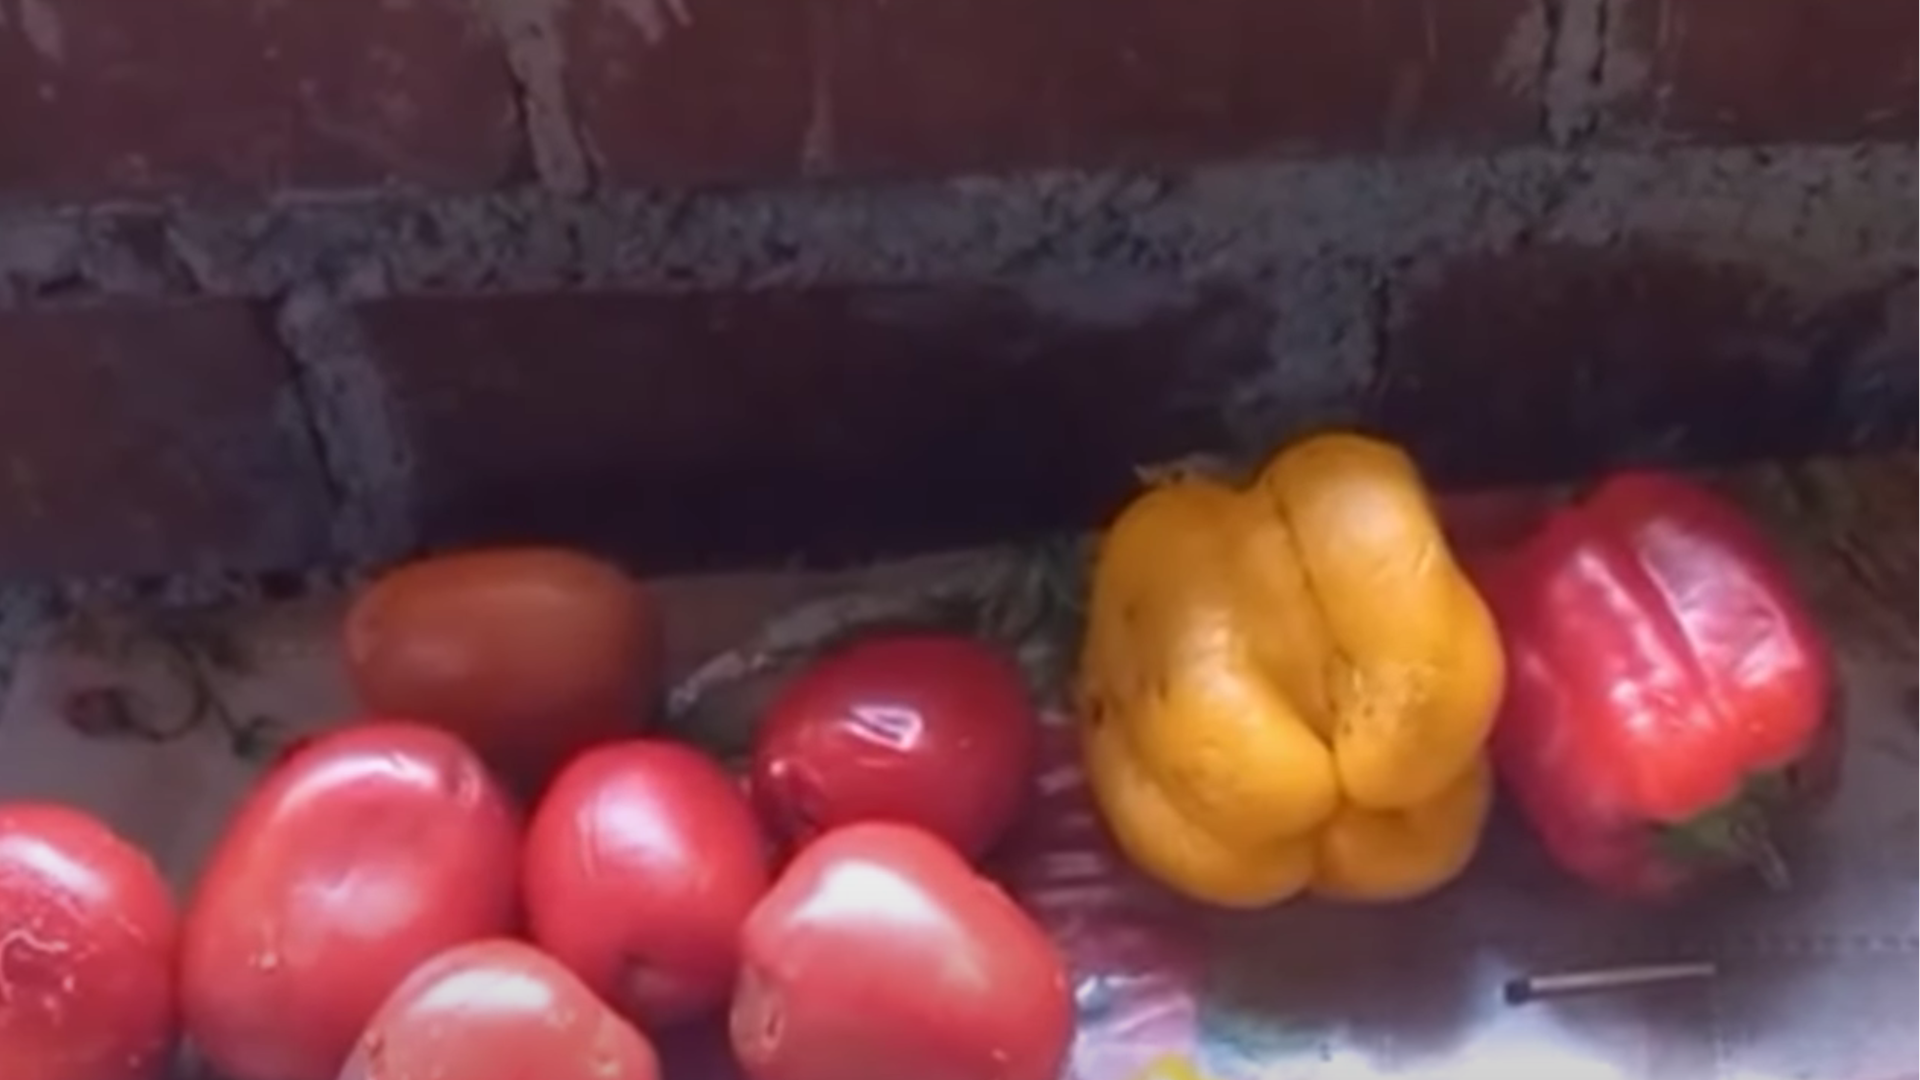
[1603,0,1918,143]
[276,285,418,566]
[0,302,332,577]
[553,0,1542,187]
[0,586,50,711]
[0,0,520,201]
[0,130,1911,578]
[560,0,817,185]
[4,145,1903,299]
[1382,246,1917,483]
[0,0,1910,205]
[356,283,1275,567]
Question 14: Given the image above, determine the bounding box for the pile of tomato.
[0,548,1075,1080]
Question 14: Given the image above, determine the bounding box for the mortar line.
[0,587,53,725]
[1539,0,1612,146]
[269,284,419,569]
[1534,0,1568,143]
[476,0,596,197]
[264,292,349,516]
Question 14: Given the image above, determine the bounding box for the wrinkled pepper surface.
[1473,471,1836,898]
[1076,432,1505,908]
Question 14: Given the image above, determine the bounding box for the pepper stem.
[1733,816,1792,892]
[1655,776,1795,893]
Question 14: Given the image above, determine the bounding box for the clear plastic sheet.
[988,723,1206,1080]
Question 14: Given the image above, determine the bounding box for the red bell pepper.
[1472,471,1837,898]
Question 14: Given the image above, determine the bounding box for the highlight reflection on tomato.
[524,740,772,1027]
[0,804,178,1080]
[339,939,662,1080]
[748,634,1040,861]
[180,723,521,1080]
[731,823,1073,1080]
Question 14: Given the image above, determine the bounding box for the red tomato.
[731,822,1073,1080]
[338,939,661,1080]
[180,723,521,1080]
[523,740,771,1027]
[0,804,177,1080]
[343,547,661,785]
[749,634,1039,860]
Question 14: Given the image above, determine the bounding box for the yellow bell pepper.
[1076,431,1504,908]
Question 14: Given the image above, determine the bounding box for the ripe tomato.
[523,740,771,1027]
[343,547,661,785]
[0,804,178,1080]
[749,634,1039,860]
[180,722,521,1080]
[731,822,1073,1080]
[338,939,661,1080]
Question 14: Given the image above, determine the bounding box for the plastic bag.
[988,719,1207,1080]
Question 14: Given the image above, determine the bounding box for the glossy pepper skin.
[1474,471,1835,898]
[1076,432,1506,908]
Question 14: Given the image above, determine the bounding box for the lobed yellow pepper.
[1076,432,1505,908]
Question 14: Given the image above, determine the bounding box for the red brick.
[0,303,330,578]
[563,0,816,184]
[1380,247,1915,484]
[358,285,1271,569]
[820,0,1066,174]
[1032,0,1539,164]
[568,0,1539,185]
[1609,0,1917,142]
[0,0,517,200]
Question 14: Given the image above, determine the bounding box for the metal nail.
[1504,961,1719,1005]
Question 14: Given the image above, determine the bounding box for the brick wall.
[0,0,1914,580]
